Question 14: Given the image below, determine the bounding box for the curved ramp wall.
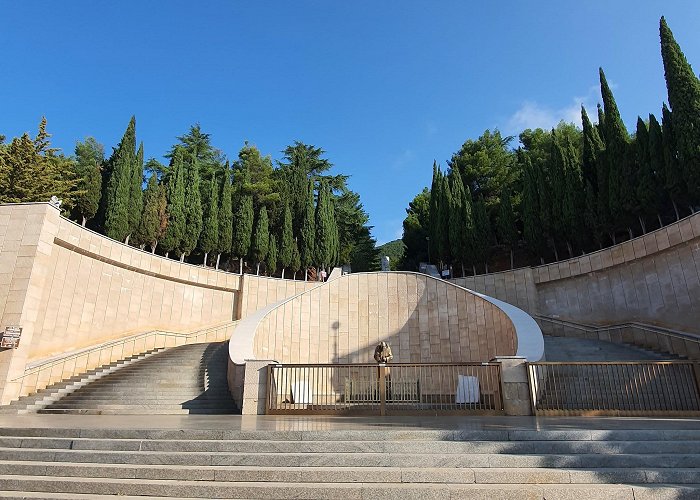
[250,272,519,365]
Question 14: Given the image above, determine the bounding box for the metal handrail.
[10,321,237,399]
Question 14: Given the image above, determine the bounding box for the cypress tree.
[635,117,658,233]
[581,106,603,190]
[437,172,452,266]
[300,179,316,280]
[428,162,441,264]
[660,17,700,206]
[180,152,203,260]
[472,195,491,274]
[135,174,162,251]
[497,185,518,269]
[596,104,606,145]
[126,141,144,244]
[328,200,340,268]
[290,239,302,280]
[266,234,278,277]
[662,103,684,219]
[459,178,475,274]
[216,168,233,270]
[73,137,104,226]
[599,68,630,231]
[314,181,335,269]
[199,176,219,266]
[104,116,136,242]
[448,170,466,275]
[279,202,294,279]
[252,206,269,275]
[561,135,585,255]
[581,106,605,243]
[232,194,253,274]
[648,113,665,226]
[549,131,567,255]
[160,149,186,258]
[521,155,546,262]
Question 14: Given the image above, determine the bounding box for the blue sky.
[2,1,699,244]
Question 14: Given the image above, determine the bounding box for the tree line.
[0,120,379,278]
[402,17,700,275]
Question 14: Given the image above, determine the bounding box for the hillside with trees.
[401,17,700,275]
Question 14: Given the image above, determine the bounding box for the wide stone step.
[0,448,698,468]
[1,475,698,499]
[0,462,698,485]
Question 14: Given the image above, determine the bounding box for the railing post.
[693,363,700,396]
[378,364,387,416]
[492,356,533,416]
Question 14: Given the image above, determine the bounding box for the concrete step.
[0,448,698,468]
[0,475,698,499]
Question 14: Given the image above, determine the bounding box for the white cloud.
[504,85,600,136]
[391,149,415,171]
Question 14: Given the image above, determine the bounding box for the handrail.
[10,321,238,400]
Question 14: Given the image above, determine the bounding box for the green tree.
[126,141,144,244]
[160,149,186,258]
[104,116,136,242]
[314,180,337,271]
[472,195,491,273]
[180,152,203,260]
[401,187,430,270]
[290,239,302,280]
[299,179,316,280]
[634,117,658,233]
[232,194,253,274]
[599,68,630,233]
[521,154,547,262]
[581,106,605,243]
[448,170,467,275]
[216,168,233,270]
[660,17,700,206]
[497,185,518,269]
[437,171,452,266]
[251,206,269,275]
[0,118,78,207]
[135,174,167,252]
[73,137,104,226]
[428,162,442,263]
[349,225,380,272]
[266,234,278,276]
[279,202,294,279]
[199,176,219,266]
[648,113,665,227]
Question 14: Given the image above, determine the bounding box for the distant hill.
[377,239,406,270]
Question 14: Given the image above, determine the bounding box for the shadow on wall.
[182,341,239,414]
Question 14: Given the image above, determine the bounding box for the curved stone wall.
[249,272,520,364]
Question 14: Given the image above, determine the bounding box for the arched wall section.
[252,272,517,364]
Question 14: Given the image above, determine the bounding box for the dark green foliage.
[660,17,700,203]
[217,168,233,257]
[448,170,465,268]
[635,117,659,229]
[581,106,605,240]
[401,187,430,270]
[73,137,104,226]
[314,180,336,266]
[199,176,219,264]
[160,149,186,255]
[252,206,269,271]
[581,106,603,190]
[428,163,441,263]
[437,172,452,264]
[349,225,380,272]
[299,179,316,269]
[266,234,278,276]
[104,116,136,241]
[128,142,144,239]
[279,202,294,276]
[135,174,166,251]
[232,194,254,265]
[472,195,491,271]
[662,103,685,217]
[376,239,405,270]
[0,118,78,207]
[521,154,546,258]
[290,239,302,277]
[181,152,203,257]
[599,68,630,226]
[497,185,518,267]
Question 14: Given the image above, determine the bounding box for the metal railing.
[528,361,700,416]
[266,362,503,415]
[10,322,237,400]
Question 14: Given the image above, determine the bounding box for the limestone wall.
[450,267,538,315]
[252,272,517,364]
[237,275,317,320]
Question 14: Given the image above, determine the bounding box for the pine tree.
[497,185,518,269]
[266,234,278,276]
[662,103,684,219]
[252,206,269,275]
[73,137,103,226]
[232,194,253,274]
[160,149,186,258]
[300,179,316,280]
[660,17,700,206]
[279,202,294,279]
[199,176,219,266]
[180,152,203,260]
[126,141,144,244]
[104,117,136,242]
[599,68,630,232]
[216,167,233,270]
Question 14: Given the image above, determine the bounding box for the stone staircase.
[0,424,697,498]
[4,342,237,416]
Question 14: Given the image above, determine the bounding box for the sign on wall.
[0,326,22,349]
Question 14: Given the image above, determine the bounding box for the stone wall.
[252,272,517,364]
[237,274,317,320]
[450,267,538,315]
